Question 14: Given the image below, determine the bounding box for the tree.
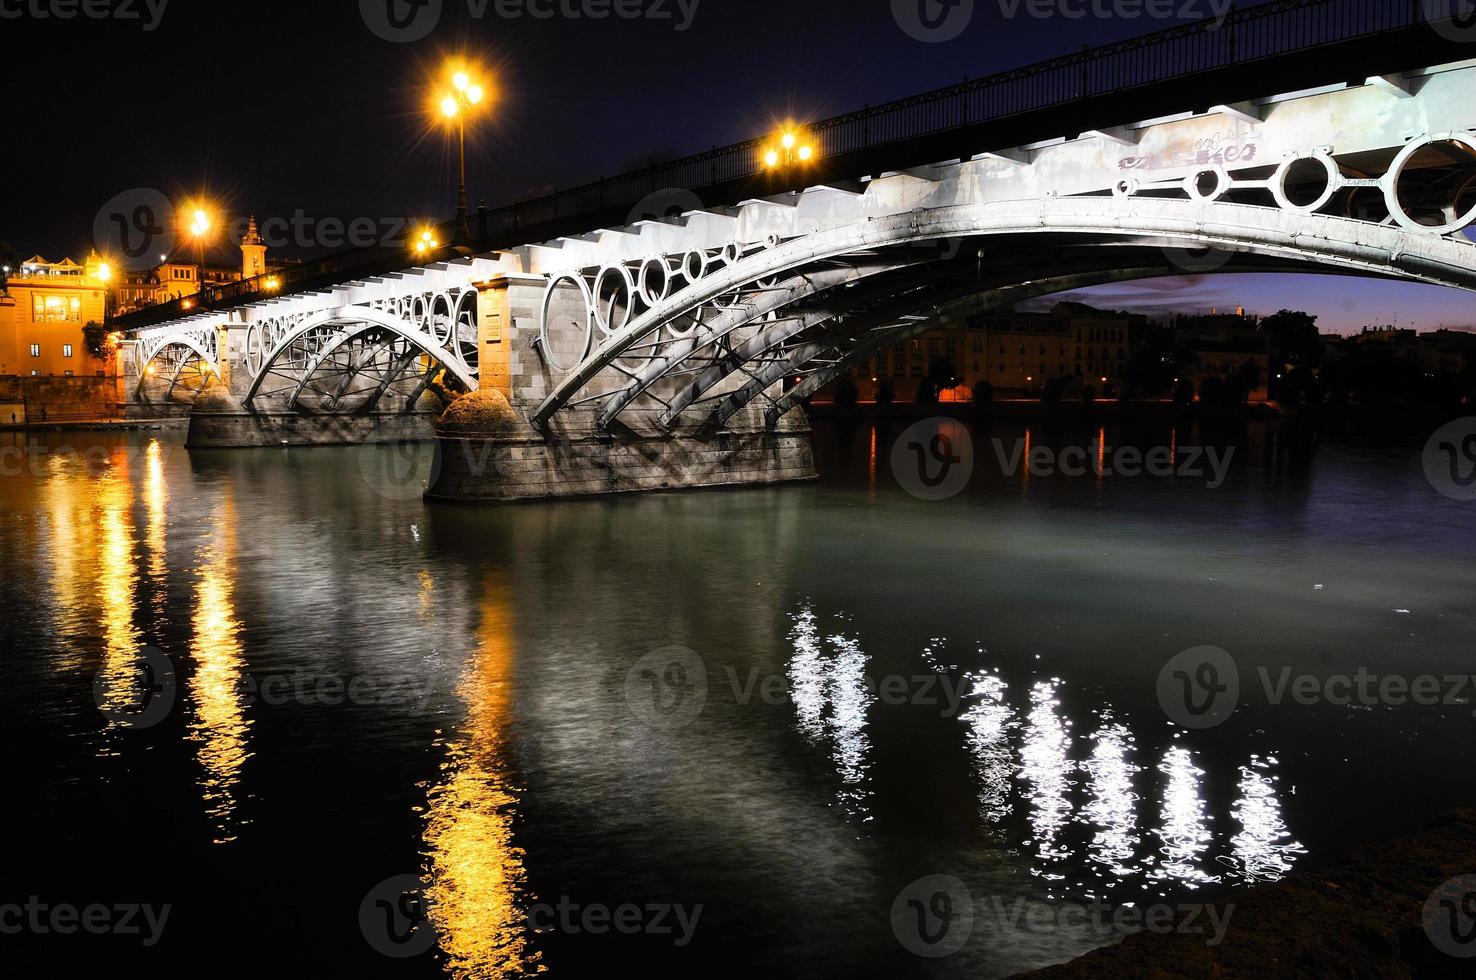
[1237,358,1264,401]
[971,379,993,405]
[1124,323,1197,397]
[833,375,859,410]
[915,357,960,404]
[876,379,895,405]
[1173,377,1195,406]
[0,239,19,287]
[83,321,115,361]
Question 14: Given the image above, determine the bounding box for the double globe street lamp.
[439,67,487,246]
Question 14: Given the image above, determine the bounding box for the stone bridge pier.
[426,274,816,502]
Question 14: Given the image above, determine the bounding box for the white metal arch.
[532,196,1476,425]
[133,333,220,402]
[242,304,478,408]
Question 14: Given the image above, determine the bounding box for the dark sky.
[4,0,1471,332]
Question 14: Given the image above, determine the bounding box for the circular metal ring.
[537,273,594,375]
[593,264,636,337]
[430,291,454,347]
[1112,177,1139,198]
[1383,131,1476,235]
[1185,166,1230,202]
[681,249,708,283]
[1272,152,1341,213]
[637,256,671,308]
[721,242,744,265]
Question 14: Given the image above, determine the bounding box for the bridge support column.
[426,274,815,502]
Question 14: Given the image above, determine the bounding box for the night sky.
[4,0,1472,333]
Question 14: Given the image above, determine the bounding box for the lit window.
[62,344,73,358]
[32,294,80,322]
[29,344,40,357]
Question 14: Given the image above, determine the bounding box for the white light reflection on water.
[1080,714,1142,884]
[1221,755,1306,884]
[1019,679,1075,875]
[787,606,873,820]
[958,669,1016,823]
[1149,744,1219,887]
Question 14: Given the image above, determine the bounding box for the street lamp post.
[440,69,486,246]
[762,126,818,181]
[188,207,210,307]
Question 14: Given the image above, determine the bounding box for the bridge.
[117,0,1476,499]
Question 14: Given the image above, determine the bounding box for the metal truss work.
[121,62,1476,433]
[130,326,220,403]
[241,289,479,411]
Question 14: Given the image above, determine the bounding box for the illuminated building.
[0,252,111,377]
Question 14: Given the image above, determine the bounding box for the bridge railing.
[114,0,1470,331]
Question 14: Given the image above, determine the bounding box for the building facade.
[836,301,1138,401]
[0,253,111,378]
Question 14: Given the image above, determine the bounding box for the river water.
[3,415,1474,977]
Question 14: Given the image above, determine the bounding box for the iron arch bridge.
[527,129,1476,431]
[124,61,1476,432]
[238,288,479,412]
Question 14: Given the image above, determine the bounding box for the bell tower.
[240,215,267,281]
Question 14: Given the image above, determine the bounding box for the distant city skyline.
[1027,272,1476,336]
